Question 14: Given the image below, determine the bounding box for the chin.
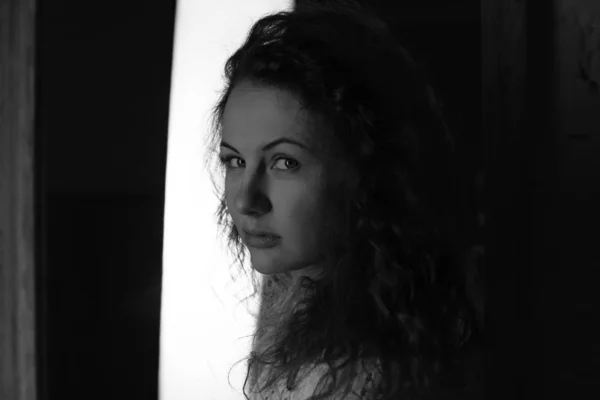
[250,263,285,276]
[249,254,304,277]
[248,251,283,275]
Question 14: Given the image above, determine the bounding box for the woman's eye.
[219,155,243,169]
[219,155,300,171]
[273,157,300,171]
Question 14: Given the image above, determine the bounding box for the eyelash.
[218,155,301,172]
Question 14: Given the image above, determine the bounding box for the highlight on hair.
[202,1,483,399]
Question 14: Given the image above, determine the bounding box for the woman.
[204,1,483,399]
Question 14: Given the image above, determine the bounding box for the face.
[220,80,334,276]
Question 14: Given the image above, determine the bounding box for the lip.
[243,229,280,249]
[243,228,279,237]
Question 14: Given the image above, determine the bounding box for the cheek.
[284,191,330,246]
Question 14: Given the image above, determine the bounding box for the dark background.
[36,0,484,399]
[36,1,175,399]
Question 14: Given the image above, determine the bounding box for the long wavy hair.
[203,1,483,399]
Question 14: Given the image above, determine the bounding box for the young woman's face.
[220,80,333,276]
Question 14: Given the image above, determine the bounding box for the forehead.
[222,81,318,146]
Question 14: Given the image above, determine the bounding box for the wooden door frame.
[0,0,39,400]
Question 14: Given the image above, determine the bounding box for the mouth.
[243,228,280,238]
[242,229,281,249]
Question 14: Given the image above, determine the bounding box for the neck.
[264,264,322,299]
[253,266,321,351]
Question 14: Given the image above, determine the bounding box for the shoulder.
[288,358,383,400]
[352,360,382,400]
[251,358,384,400]
[347,358,384,399]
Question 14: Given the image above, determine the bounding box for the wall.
[38,1,175,399]
[544,0,600,395]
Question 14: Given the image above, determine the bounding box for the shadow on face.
[220,80,342,278]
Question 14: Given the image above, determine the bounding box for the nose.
[233,175,271,217]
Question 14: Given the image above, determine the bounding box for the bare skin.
[220,80,334,288]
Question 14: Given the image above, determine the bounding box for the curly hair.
[202,1,483,399]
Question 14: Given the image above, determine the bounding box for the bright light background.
[160,1,293,399]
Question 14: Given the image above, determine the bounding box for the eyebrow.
[219,137,309,153]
